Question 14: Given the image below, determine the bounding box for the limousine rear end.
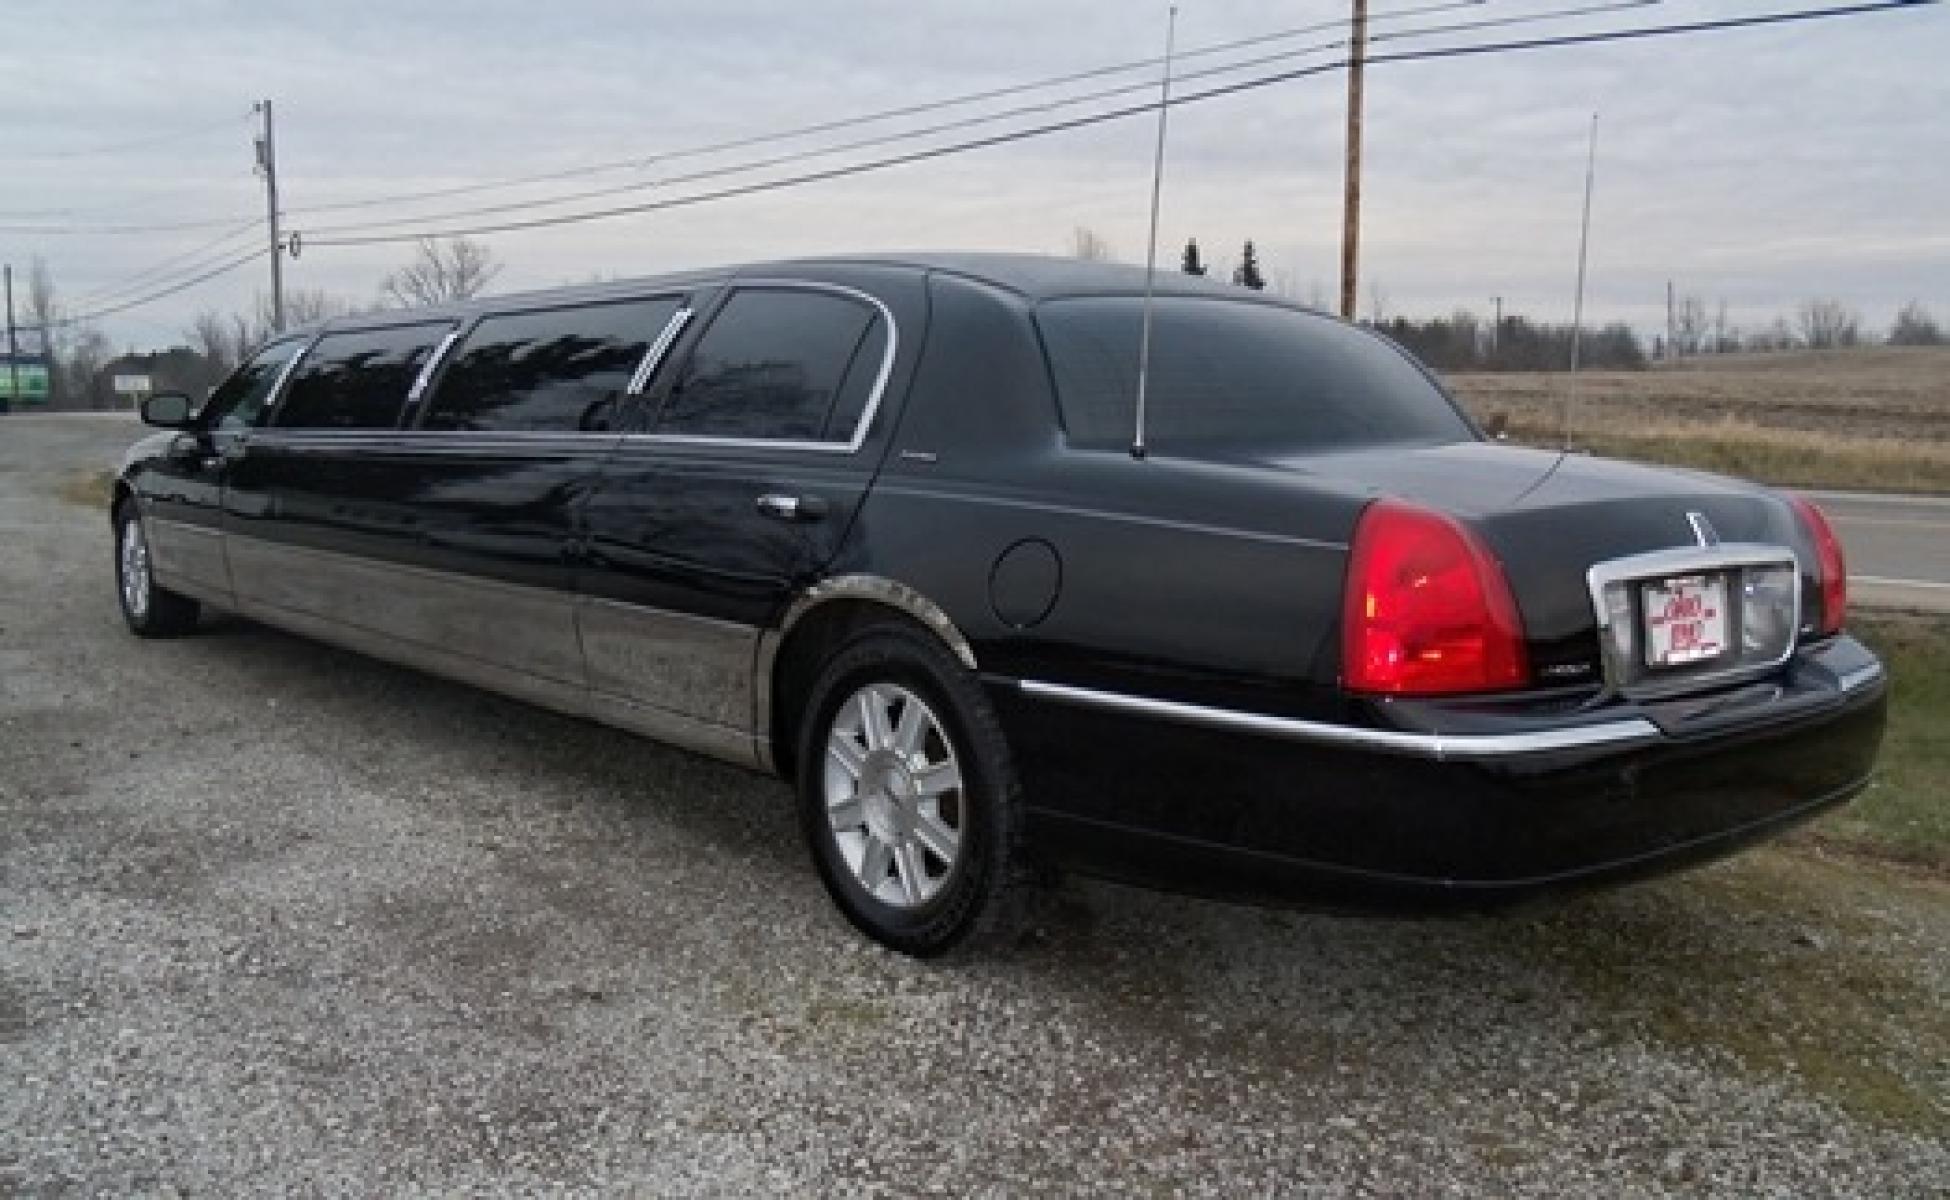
[114,253,1887,955]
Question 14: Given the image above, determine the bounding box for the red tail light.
[1341,503,1521,698]
[1342,499,1530,696]
[1788,495,1847,635]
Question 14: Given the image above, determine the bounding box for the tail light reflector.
[1788,495,1847,635]
[1343,499,1530,696]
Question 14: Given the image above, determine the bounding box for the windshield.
[1037,296,1476,454]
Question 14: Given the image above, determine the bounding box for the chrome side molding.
[1014,679,1663,762]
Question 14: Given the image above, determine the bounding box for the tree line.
[12,237,502,410]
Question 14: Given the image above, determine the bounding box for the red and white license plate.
[1642,573,1729,668]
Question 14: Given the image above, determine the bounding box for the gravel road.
[3,413,1945,1195]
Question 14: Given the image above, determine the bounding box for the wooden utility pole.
[254,99,285,332]
[1339,0,1368,321]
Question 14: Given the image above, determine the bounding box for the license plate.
[1642,573,1729,668]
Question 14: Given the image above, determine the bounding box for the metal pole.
[1666,279,1675,361]
[1338,0,1368,321]
[1131,4,1179,461]
[4,265,19,412]
[1563,112,1598,449]
[256,99,285,332]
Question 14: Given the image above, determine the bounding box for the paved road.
[2,412,1946,1194]
[1806,489,1950,613]
[16,413,1948,612]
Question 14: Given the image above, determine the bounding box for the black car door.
[140,335,307,602]
[579,272,920,756]
[226,298,687,706]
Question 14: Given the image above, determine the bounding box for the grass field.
[1805,612,1950,871]
[1445,346,1950,492]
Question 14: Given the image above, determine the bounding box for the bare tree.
[1366,281,1388,324]
[1712,299,1732,354]
[1797,298,1861,349]
[185,310,244,374]
[1068,226,1116,262]
[1672,294,1708,357]
[379,237,503,308]
[63,328,114,410]
[1888,301,1943,346]
[22,258,67,401]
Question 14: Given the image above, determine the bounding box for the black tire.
[114,501,200,638]
[795,622,1027,957]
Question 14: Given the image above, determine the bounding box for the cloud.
[3,0,1944,347]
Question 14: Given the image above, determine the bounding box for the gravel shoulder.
[2,415,1945,1195]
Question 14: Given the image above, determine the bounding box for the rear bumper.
[991,635,1888,910]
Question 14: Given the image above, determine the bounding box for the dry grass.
[1445,346,1950,491]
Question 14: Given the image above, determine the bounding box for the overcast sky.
[4,0,1945,352]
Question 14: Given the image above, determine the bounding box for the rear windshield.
[1037,296,1474,453]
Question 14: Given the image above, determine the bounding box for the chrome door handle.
[755,493,828,522]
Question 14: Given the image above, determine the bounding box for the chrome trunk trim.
[1585,542,1801,700]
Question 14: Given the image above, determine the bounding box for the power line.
[0,211,265,236]
[55,247,268,327]
[297,0,1658,240]
[285,0,1491,219]
[5,110,252,162]
[306,0,1937,249]
[70,218,264,308]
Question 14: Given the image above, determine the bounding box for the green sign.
[0,358,50,403]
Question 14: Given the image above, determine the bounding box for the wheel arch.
[758,575,978,780]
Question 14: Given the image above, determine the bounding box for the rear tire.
[114,502,199,638]
[795,623,1027,957]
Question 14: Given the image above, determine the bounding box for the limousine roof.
[294,251,1304,336]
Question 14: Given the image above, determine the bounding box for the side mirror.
[141,393,196,429]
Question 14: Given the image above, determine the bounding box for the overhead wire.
[54,247,270,327]
[70,218,266,308]
[285,0,1492,218]
[302,0,1937,248]
[295,0,1660,239]
[6,110,253,162]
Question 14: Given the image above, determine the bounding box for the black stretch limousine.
[115,253,1887,955]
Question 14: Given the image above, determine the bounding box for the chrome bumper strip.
[1838,662,1885,693]
[1015,679,1663,762]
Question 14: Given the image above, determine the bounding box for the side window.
[201,338,303,432]
[274,323,450,431]
[656,289,882,443]
[422,297,681,433]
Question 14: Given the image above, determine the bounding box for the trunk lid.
[1251,441,1815,689]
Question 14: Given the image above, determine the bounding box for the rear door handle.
[755,493,828,522]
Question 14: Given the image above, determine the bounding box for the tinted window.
[422,297,680,432]
[274,323,449,430]
[656,289,880,442]
[1038,297,1473,452]
[202,338,303,432]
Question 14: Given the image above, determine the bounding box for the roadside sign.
[112,374,154,396]
[0,356,51,403]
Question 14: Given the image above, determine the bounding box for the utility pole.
[1665,279,1676,361]
[1338,0,1368,321]
[254,99,285,332]
[4,264,19,414]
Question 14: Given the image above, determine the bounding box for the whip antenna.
[1132,4,1179,460]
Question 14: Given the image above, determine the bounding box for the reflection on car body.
[113,253,1887,955]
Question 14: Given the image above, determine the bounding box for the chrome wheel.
[120,517,151,619]
[822,683,964,909]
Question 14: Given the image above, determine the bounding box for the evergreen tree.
[1232,240,1266,291]
[1180,238,1206,276]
